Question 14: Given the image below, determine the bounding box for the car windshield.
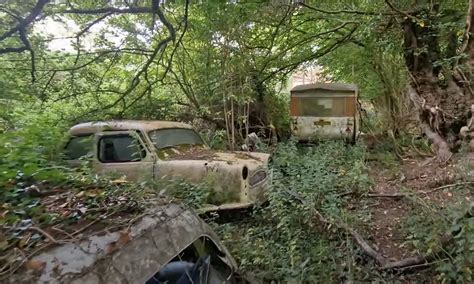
[149,128,204,150]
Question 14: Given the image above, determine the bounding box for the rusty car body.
[8,203,253,283]
[63,120,271,212]
[290,82,359,142]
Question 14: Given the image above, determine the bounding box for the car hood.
[212,151,270,167]
[158,146,270,167]
[155,149,271,206]
[8,203,239,283]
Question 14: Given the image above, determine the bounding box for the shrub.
[212,140,373,281]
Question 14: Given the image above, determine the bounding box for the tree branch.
[384,0,420,22]
[70,3,181,118]
[461,0,474,65]
[76,12,113,38]
[18,28,35,82]
[0,46,27,54]
[260,24,358,84]
[60,6,154,15]
[300,2,388,16]
[0,0,49,42]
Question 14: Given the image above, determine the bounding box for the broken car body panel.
[65,120,271,211]
[8,204,248,283]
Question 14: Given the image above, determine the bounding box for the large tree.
[0,0,188,117]
[302,0,472,160]
[2,0,473,156]
[399,0,474,161]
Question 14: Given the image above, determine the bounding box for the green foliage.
[0,110,68,186]
[438,207,474,283]
[212,141,373,281]
[160,178,215,208]
[402,194,473,283]
[263,91,291,138]
[199,128,227,150]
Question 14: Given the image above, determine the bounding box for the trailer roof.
[291,82,358,92]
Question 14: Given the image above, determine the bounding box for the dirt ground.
[366,155,473,262]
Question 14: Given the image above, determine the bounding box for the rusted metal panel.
[290,96,300,116]
[291,116,354,141]
[344,97,356,117]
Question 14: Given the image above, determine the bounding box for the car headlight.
[249,170,267,186]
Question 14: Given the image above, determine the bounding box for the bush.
[0,111,69,187]
[212,140,374,282]
[403,200,474,283]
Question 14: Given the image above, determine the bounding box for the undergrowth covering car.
[63,120,272,211]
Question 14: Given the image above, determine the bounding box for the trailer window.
[290,96,355,117]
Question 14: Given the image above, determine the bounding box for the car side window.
[98,134,146,163]
[64,135,93,160]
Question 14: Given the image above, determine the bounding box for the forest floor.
[213,141,474,282]
[364,152,473,265]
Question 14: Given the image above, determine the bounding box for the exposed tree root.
[407,85,453,163]
[381,255,433,270]
[367,193,406,198]
[421,122,452,163]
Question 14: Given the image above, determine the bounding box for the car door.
[93,131,154,182]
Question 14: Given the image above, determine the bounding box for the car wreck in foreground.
[8,203,254,283]
[63,120,272,212]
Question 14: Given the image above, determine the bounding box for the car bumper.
[197,202,254,214]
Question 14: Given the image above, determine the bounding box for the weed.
[209,140,375,282]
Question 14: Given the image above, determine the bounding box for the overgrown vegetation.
[401,189,474,283]
[211,141,375,281]
[1,0,474,282]
[0,117,163,278]
[206,141,473,282]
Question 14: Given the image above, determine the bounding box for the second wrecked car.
[7,202,254,283]
[63,120,272,211]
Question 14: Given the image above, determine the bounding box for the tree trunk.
[403,2,474,161]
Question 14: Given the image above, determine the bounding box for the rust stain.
[290,97,300,116]
[344,97,356,116]
[314,120,331,126]
[106,230,131,254]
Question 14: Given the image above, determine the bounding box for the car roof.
[69,120,193,136]
[291,82,358,92]
[8,204,229,283]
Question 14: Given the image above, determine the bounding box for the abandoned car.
[8,203,253,283]
[63,120,272,211]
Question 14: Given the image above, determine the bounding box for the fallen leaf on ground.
[25,259,46,271]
